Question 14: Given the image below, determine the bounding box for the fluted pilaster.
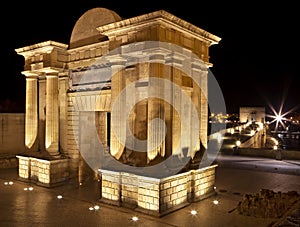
[45,74,60,157]
[25,73,38,149]
[110,59,126,160]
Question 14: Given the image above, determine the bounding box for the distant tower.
[240,107,265,123]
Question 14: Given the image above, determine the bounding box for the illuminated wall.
[239,107,266,123]
[16,8,221,180]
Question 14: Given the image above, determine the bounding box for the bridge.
[271,131,300,140]
[209,121,267,152]
[271,131,300,134]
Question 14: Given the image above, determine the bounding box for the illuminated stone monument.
[16,8,222,215]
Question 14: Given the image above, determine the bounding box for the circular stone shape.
[70,7,121,48]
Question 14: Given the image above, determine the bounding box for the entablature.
[96,10,221,65]
[15,40,68,72]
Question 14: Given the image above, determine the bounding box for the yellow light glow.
[191,210,197,215]
[132,216,139,222]
[28,187,33,191]
[236,140,241,147]
[94,205,100,210]
[89,207,94,211]
[57,195,63,199]
[24,188,28,191]
[273,145,278,150]
[213,200,219,205]
[8,181,13,185]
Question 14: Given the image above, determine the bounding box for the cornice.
[97,10,221,45]
[15,40,68,57]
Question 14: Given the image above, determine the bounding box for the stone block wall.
[159,171,190,213]
[193,167,216,200]
[68,42,109,69]
[0,113,25,154]
[0,114,26,169]
[121,172,139,208]
[100,170,121,205]
[99,165,217,216]
[0,157,18,169]
[137,177,160,212]
[17,156,69,187]
[17,156,30,179]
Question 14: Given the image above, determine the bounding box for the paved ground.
[0,155,300,227]
[213,153,300,176]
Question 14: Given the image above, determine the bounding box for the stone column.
[191,62,203,153]
[58,72,69,153]
[24,73,38,150]
[38,76,46,152]
[45,73,60,157]
[167,56,184,156]
[199,70,208,149]
[109,57,126,160]
[147,63,165,161]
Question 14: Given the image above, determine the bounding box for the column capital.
[46,72,59,78]
[22,71,39,79]
[148,51,166,64]
[38,67,61,74]
[46,73,58,79]
[191,59,207,72]
[165,53,185,68]
[58,71,69,78]
[106,55,127,75]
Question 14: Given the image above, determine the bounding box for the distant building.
[239,107,265,123]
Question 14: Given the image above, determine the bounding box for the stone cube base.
[16,155,69,187]
[99,164,217,216]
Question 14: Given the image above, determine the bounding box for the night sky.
[0,0,299,115]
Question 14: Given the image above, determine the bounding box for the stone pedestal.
[99,164,217,217]
[16,155,69,187]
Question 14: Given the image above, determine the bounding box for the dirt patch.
[237,189,300,218]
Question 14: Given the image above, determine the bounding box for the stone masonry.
[14,8,221,214]
[99,164,217,216]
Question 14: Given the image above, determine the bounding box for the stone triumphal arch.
[16,7,223,215]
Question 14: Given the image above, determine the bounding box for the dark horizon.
[1,0,299,115]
